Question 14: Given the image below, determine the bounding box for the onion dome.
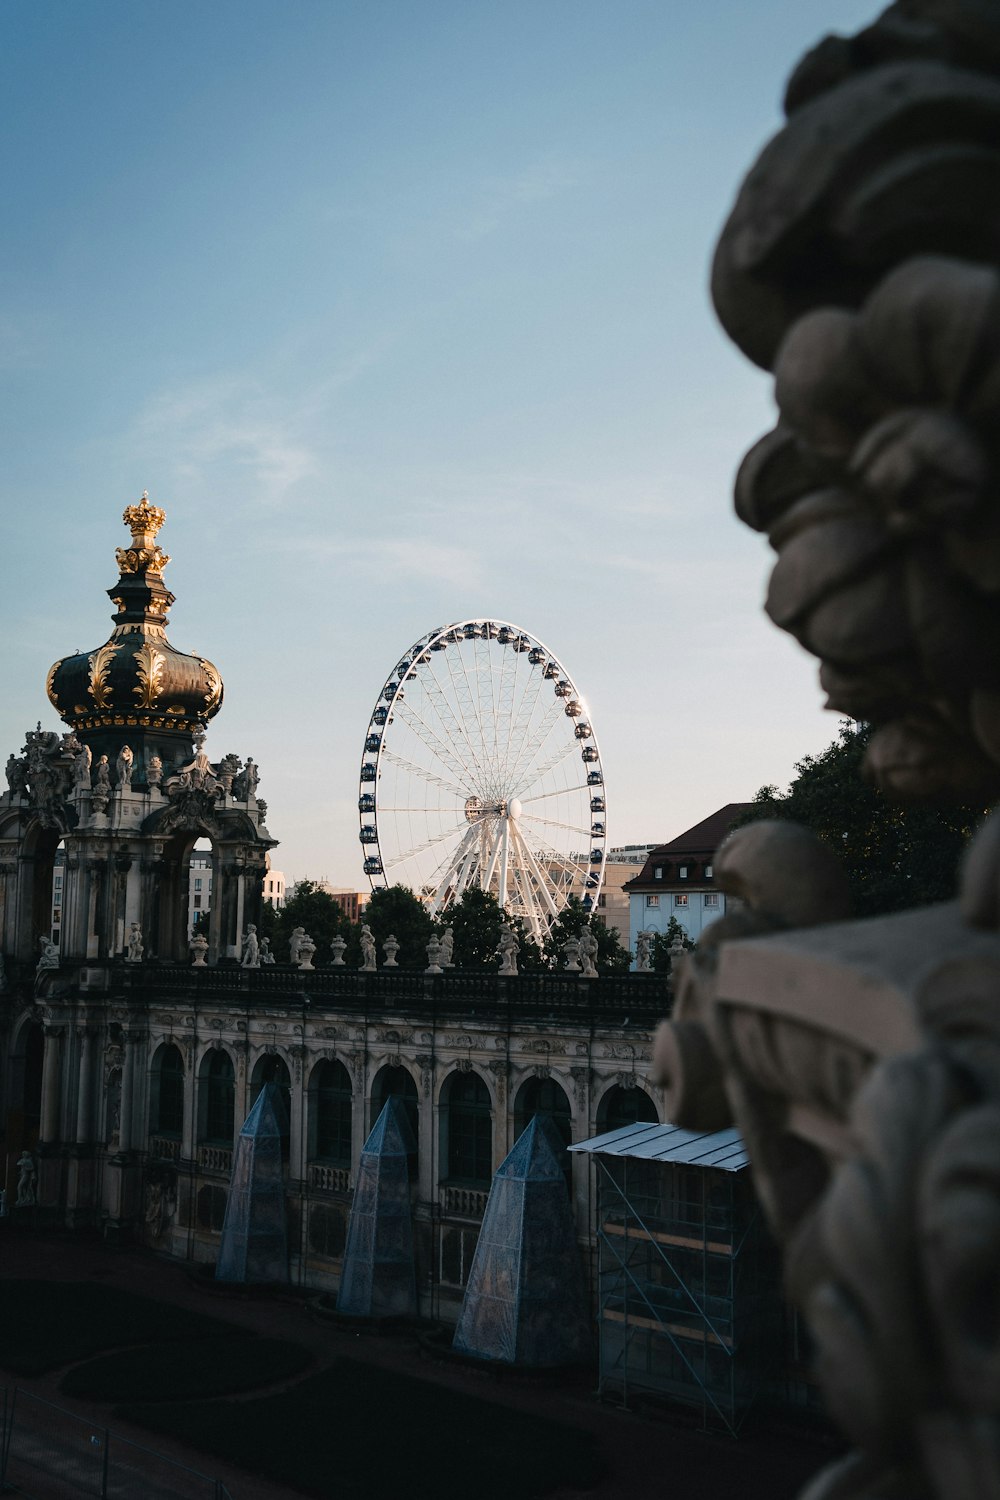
[46,496,223,769]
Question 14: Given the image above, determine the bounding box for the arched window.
[149,1043,185,1139]
[597,1084,658,1135]
[199,1050,235,1146]
[370,1065,418,1168]
[310,1060,352,1166]
[443,1071,492,1187]
[250,1054,291,1160]
[513,1076,572,1188]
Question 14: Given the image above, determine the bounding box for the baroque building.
[0,499,666,1314]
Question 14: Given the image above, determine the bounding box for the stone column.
[75,1028,94,1143]
[39,1026,63,1142]
[285,1046,303,1181]
[181,1044,197,1162]
[118,1030,141,1153]
[86,858,107,961]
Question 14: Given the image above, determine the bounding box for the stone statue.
[115,744,134,789]
[497,923,518,977]
[297,932,316,970]
[190,932,208,966]
[147,753,163,789]
[218,753,240,797]
[126,922,143,962]
[426,936,443,974]
[93,755,111,795]
[360,924,376,972]
[73,742,93,788]
[562,935,581,973]
[240,924,259,967]
[36,935,59,975]
[5,752,28,798]
[578,926,598,979]
[330,935,347,966]
[650,9,1000,1498]
[439,926,454,968]
[288,927,305,965]
[635,929,653,973]
[15,1151,36,1209]
[259,936,274,965]
[244,757,258,797]
[163,733,220,798]
[383,933,400,968]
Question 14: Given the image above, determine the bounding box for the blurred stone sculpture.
[146,753,163,789]
[562,935,581,972]
[190,933,208,966]
[635,929,653,973]
[297,933,316,970]
[330,935,346,966]
[360,923,376,972]
[578,927,598,979]
[425,936,443,974]
[651,8,1000,1498]
[259,935,274,964]
[382,933,399,968]
[439,926,454,968]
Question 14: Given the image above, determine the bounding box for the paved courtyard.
[0,1228,836,1500]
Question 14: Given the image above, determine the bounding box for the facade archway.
[440,1070,492,1188]
[148,1043,185,1143]
[308,1060,352,1166]
[370,1063,418,1170]
[596,1082,658,1135]
[198,1049,236,1147]
[250,1053,291,1159]
[513,1075,572,1186]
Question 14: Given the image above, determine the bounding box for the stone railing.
[111,962,668,1026]
[197,1144,233,1174]
[440,1185,489,1219]
[308,1162,351,1194]
[147,1135,181,1163]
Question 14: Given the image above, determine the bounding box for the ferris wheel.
[358,620,607,943]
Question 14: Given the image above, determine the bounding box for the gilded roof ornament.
[118,491,170,575]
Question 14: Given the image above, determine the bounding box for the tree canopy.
[542,896,632,973]
[258,880,356,964]
[737,721,985,916]
[363,885,433,968]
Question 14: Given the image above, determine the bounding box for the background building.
[625,805,750,954]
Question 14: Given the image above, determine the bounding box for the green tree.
[650,915,695,976]
[543,896,633,973]
[737,721,985,916]
[444,888,544,970]
[363,885,433,968]
[268,881,357,964]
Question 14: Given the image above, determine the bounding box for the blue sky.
[2,0,877,884]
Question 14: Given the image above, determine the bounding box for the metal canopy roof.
[569,1121,749,1172]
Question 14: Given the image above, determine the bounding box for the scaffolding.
[571,1123,782,1437]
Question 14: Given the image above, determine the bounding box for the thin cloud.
[456,151,588,242]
